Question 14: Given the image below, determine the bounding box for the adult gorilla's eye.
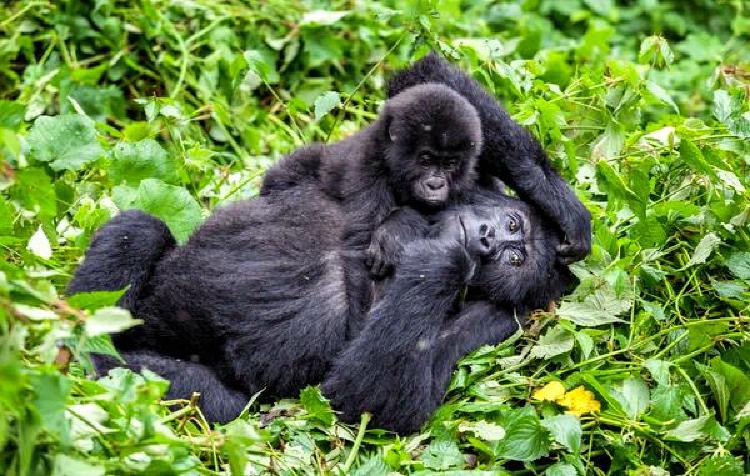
[418,152,432,165]
[445,157,459,168]
[507,215,520,233]
[507,249,524,266]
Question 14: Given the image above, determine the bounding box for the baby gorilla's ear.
[384,114,398,143]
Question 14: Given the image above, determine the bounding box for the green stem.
[342,413,371,473]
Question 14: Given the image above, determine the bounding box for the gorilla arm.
[322,240,519,434]
[387,52,591,263]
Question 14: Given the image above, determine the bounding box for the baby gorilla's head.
[434,195,574,311]
[382,83,482,209]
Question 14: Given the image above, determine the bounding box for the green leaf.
[713,90,733,123]
[545,462,577,476]
[0,100,26,130]
[557,288,631,327]
[664,414,710,442]
[85,307,141,337]
[648,384,688,422]
[31,373,72,440]
[351,456,389,476]
[530,325,575,359]
[299,386,334,426]
[114,179,202,242]
[420,440,465,470]
[301,10,349,26]
[684,232,721,268]
[611,378,650,419]
[540,414,581,453]
[53,454,105,476]
[697,455,744,476]
[110,139,178,185]
[28,115,104,171]
[645,81,678,113]
[638,36,674,67]
[496,406,551,461]
[643,359,671,386]
[679,139,716,178]
[314,91,341,121]
[725,252,750,280]
[458,420,506,441]
[68,289,126,311]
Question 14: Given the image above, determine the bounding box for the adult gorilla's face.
[435,200,573,310]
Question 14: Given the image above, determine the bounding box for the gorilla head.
[382,83,482,208]
[433,196,574,311]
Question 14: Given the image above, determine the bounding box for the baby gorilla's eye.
[507,215,520,233]
[507,249,524,266]
[418,152,432,166]
[445,157,459,169]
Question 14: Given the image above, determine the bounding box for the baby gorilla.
[262,83,484,320]
[69,190,570,430]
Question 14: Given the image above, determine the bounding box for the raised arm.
[388,52,591,263]
[322,240,480,433]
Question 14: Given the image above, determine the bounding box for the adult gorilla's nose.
[426,177,446,190]
[478,223,496,255]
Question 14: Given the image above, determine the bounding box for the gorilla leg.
[322,240,477,434]
[68,210,175,310]
[95,351,248,424]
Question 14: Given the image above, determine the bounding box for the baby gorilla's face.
[435,200,572,310]
[383,84,482,209]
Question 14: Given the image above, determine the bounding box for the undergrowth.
[1,0,749,474]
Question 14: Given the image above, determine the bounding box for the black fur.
[69,189,569,429]
[386,52,591,263]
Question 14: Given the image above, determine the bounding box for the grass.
[1,0,749,474]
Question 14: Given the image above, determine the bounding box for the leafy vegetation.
[1,0,749,474]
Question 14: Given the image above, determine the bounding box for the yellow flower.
[532,380,566,402]
[558,386,601,416]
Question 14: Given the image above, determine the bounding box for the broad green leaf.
[710,278,748,299]
[697,455,744,476]
[28,115,104,171]
[643,359,671,386]
[545,462,577,476]
[0,100,26,130]
[611,378,649,419]
[299,386,334,427]
[31,373,72,440]
[684,232,721,268]
[458,420,506,441]
[530,325,575,359]
[85,307,141,337]
[114,179,202,242]
[351,456,389,476]
[27,226,52,259]
[314,91,341,121]
[557,288,631,327]
[68,289,126,311]
[540,414,581,453]
[638,36,674,67]
[645,81,678,113]
[301,10,349,26]
[496,406,551,461]
[713,90,733,123]
[679,139,715,178]
[648,384,688,422]
[664,414,710,442]
[110,139,178,185]
[725,252,750,280]
[53,454,105,476]
[420,440,464,470]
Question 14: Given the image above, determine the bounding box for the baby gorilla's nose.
[425,177,446,190]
